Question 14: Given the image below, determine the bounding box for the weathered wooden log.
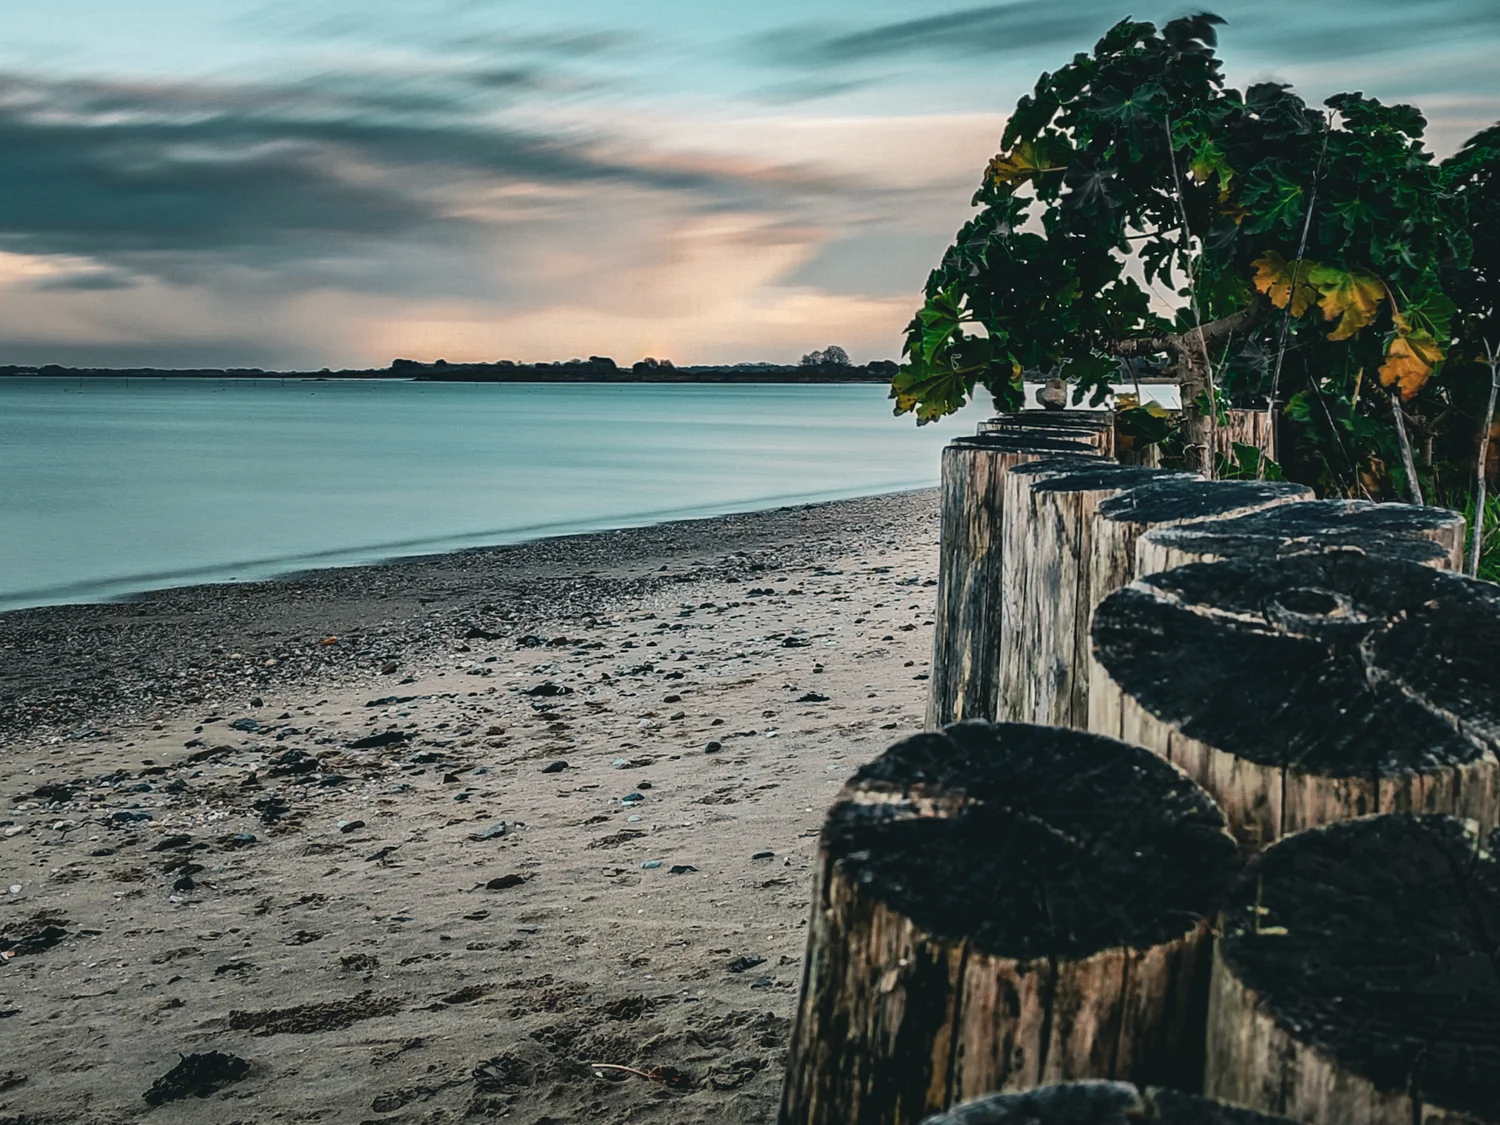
[1137,499,1467,577]
[1089,478,1314,640]
[1089,551,1500,852]
[978,412,1116,456]
[1207,815,1500,1125]
[995,461,1188,726]
[1115,406,1274,469]
[925,1082,1297,1125]
[779,721,1240,1125]
[1216,408,1278,465]
[928,435,1103,727]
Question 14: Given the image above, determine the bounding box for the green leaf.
[986,138,1070,191]
[890,333,994,424]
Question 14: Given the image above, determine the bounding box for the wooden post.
[928,435,1102,727]
[1113,406,1274,470]
[1136,498,1467,577]
[1216,407,1278,464]
[779,721,1240,1125]
[922,1081,1299,1124]
[1088,478,1314,646]
[1089,552,1500,852]
[1207,815,1500,1125]
[978,412,1116,456]
[996,461,1188,727]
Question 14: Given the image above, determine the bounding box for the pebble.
[468,822,508,841]
[641,860,662,869]
[621,793,644,806]
[540,760,569,773]
[704,741,722,754]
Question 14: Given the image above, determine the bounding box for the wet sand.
[0,489,940,1124]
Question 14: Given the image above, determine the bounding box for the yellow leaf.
[1251,251,1320,317]
[986,140,1066,190]
[1220,201,1251,225]
[1379,331,1443,399]
[1307,264,1386,341]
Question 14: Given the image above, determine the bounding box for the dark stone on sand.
[523,682,573,697]
[347,730,409,749]
[540,760,569,773]
[142,1051,250,1106]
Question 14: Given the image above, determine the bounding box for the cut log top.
[947,431,1102,454]
[1092,551,1500,778]
[980,411,1114,432]
[828,721,1239,961]
[924,1083,1296,1124]
[1219,815,1500,1124]
[1138,499,1464,571]
[1095,479,1312,528]
[1014,460,1190,495]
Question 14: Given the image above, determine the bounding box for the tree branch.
[1106,295,1269,364]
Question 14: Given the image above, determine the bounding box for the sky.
[0,0,1496,369]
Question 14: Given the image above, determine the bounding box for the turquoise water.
[0,378,990,610]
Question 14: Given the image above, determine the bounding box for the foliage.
[802,345,850,366]
[890,13,1498,502]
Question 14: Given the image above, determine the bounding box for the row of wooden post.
[779,409,1497,1125]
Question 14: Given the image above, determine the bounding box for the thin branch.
[1472,338,1500,577]
[1391,388,1426,506]
[1261,117,1332,478]
[1164,112,1219,475]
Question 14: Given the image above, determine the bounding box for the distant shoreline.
[0,357,898,384]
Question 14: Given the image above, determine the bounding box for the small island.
[0,351,898,384]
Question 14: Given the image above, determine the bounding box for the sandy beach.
[0,489,940,1124]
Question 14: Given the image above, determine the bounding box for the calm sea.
[0,378,993,611]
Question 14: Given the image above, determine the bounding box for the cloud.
[0,65,991,368]
[783,3,1108,64]
[0,69,858,294]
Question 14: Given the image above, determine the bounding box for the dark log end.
[985,411,1115,432]
[1141,500,1463,569]
[1019,463,1190,495]
[921,1082,1296,1124]
[949,432,1103,455]
[1097,479,1312,526]
[1092,552,1500,776]
[830,721,1240,960]
[1220,815,1500,1123]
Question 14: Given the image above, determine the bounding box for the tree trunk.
[779,721,1240,1125]
[996,462,1190,727]
[1135,499,1467,578]
[1089,552,1500,853]
[928,436,1103,727]
[978,412,1116,456]
[923,1082,1299,1124]
[1206,815,1500,1125]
